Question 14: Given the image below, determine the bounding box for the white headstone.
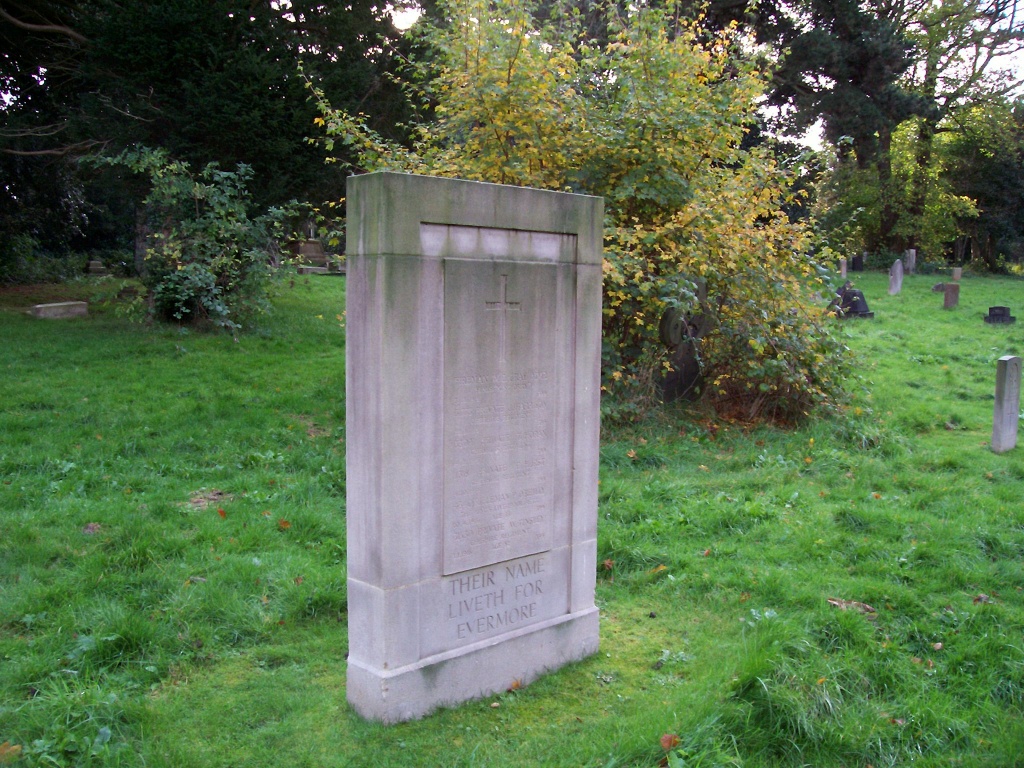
[993,356,1022,453]
[952,267,962,281]
[888,259,904,295]
[839,258,847,279]
[345,172,603,722]
[903,248,916,274]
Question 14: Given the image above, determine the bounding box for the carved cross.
[485,274,521,360]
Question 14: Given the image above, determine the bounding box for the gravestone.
[345,172,603,723]
[943,283,960,309]
[903,248,916,274]
[953,267,963,281]
[992,355,1022,453]
[29,301,87,319]
[657,279,709,402]
[835,281,873,318]
[888,259,903,295]
[851,253,864,272]
[985,306,1017,324]
[839,258,847,279]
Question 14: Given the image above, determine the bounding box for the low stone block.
[30,301,88,319]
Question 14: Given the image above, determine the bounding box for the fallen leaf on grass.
[650,564,667,575]
[217,508,226,519]
[82,522,102,535]
[973,593,993,604]
[828,598,877,615]
[189,489,233,509]
[660,733,681,750]
[0,742,22,764]
[278,519,291,531]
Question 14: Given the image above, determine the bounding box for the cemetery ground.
[2,271,1024,767]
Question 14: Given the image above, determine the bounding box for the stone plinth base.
[347,608,599,723]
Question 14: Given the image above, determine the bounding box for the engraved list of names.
[443,258,566,574]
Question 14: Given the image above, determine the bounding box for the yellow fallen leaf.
[0,742,22,765]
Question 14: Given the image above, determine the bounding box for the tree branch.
[0,4,86,43]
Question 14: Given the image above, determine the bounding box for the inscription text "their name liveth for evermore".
[446,557,547,640]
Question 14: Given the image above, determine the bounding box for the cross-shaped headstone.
[485,274,521,359]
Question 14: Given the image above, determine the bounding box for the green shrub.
[99,148,282,331]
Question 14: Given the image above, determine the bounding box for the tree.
[311,0,850,423]
[899,0,1024,253]
[943,98,1024,268]
[1,0,413,274]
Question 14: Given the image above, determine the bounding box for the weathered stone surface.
[839,258,847,279]
[952,267,963,281]
[345,172,602,723]
[29,301,87,319]
[993,355,1022,453]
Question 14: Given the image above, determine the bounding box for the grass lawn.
[2,270,1024,767]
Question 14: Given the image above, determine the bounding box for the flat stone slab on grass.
[29,301,88,319]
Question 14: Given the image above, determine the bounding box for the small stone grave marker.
[943,283,960,309]
[888,259,903,295]
[29,301,87,319]
[952,267,962,281]
[839,258,847,279]
[985,307,1017,324]
[851,252,864,271]
[903,248,916,274]
[345,172,602,723]
[992,355,1022,453]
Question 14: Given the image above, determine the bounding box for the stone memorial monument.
[345,172,603,723]
[838,258,847,279]
[888,259,903,295]
[992,355,1022,454]
[952,267,962,281]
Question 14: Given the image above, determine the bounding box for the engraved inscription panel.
[420,550,572,657]
[443,258,565,574]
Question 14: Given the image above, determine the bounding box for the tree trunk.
[877,123,901,252]
[908,116,937,252]
[134,204,148,279]
[907,55,939,253]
